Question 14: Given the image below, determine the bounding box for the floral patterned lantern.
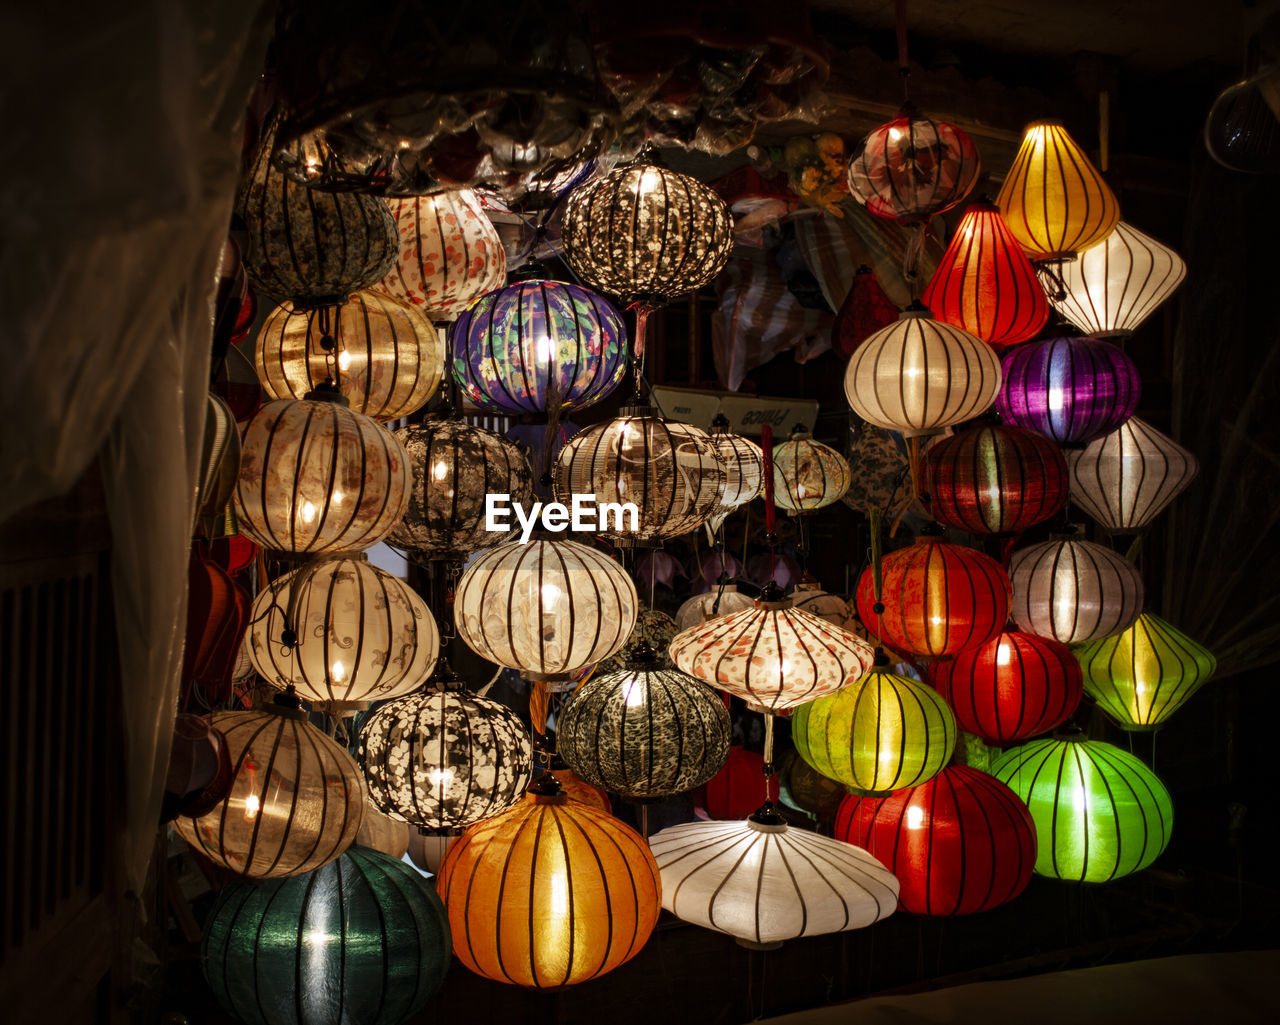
[771,430,851,513]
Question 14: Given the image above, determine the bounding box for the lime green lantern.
[792,662,956,796]
[1077,612,1216,731]
[990,731,1173,883]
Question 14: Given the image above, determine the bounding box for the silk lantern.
[1077,613,1217,730]
[547,767,611,813]
[771,431,851,513]
[835,765,1036,915]
[708,414,764,528]
[354,798,411,859]
[790,580,854,627]
[674,584,756,631]
[990,731,1172,882]
[436,777,660,988]
[703,747,780,821]
[929,628,1082,745]
[996,121,1120,261]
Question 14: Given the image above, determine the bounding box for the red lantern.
[920,423,1068,535]
[833,266,899,359]
[700,746,779,821]
[928,628,1082,745]
[182,549,250,707]
[855,533,1011,659]
[923,201,1048,349]
[835,765,1036,916]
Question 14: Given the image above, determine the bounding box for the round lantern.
[996,336,1141,447]
[561,161,734,307]
[779,748,847,820]
[990,732,1173,882]
[704,746,780,821]
[407,829,458,876]
[855,533,1011,659]
[649,809,899,948]
[557,646,731,800]
[674,584,756,632]
[247,555,438,705]
[929,628,1082,745]
[844,308,1002,436]
[233,397,410,555]
[1009,531,1144,644]
[846,103,980,223]
[255,291,444,421]
[547,767,611,812]
[996,121,1120,261]
[790,580,854,626]
[922,200,1049,349]
[436,778,660,988]
[835,765,1036,916]
[354,798,411,859]
[1051,221,1187,338]
[387,419,534,558]
[454,539,638,683]
[595,606,679,676]
[1065,417,1200,533]
[202,846,450,1025]
[771,431,851,513]
[792,664,957,795]
[174,701,365,878]
[670,584,876,712]
[379,188,507,320]
[451,279,627,415]
[920,423,1069,535]
[1077,612,1217,730]
[708,415,764,528]
[552,408,727,545]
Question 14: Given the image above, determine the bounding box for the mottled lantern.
[771,431,851,513]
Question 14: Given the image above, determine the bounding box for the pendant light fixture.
[771,428,852,513]
[707,414,764,529]
[674,584,756,631]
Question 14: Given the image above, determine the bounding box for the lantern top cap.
[1052,721,1088,742]
[1025,118,1066,131]
[872,649,892,667]
[918,523,946,539]
[264,688,309,721]
[302,380,352,406]
[528,774,569,804]
[899,303,932,319]
[624,640,662,667]
[748,801,788,832]
[755,581,792,609]
[711,412,731,430]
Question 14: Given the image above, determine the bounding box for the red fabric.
[700,746,780,820]
[835,765,1036,916]
[832,266,899,359]
[181,549,250,707]
[203,535,258,576]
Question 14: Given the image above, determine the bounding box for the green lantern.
[990,732,1173,883]
[792,665,956,796]
[202,846,450,1025]
[1077,612,1216,730]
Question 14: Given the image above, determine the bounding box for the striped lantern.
[771,432,851,513]
[1076,612,1217,730]
[791,581,855,627]
[996,335,1141,447]
[174,701,365,878]
[1065,417,1200,533]
[920,423,1069,535]
[255,291,444,421]
[928,628,1082,745]
[855,534,1012,659]
[1009,532,1144,645]
[990,732,1172,882]
[996,121,1120,261]
[674,584,756,631]
[708,415,764,528]
[835,765,1036,915]
[844,307,1002,437]
[379,189,507,320]
[923,200,1049,349]
[233,397,410,555]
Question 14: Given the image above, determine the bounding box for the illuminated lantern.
[844,308,1002,436]
[436,777,660,988]
[708,415,764,528]
[174,700,365,878]
[407,829,458,876]
[557,646,731,799]
[920,423,1069,535]
[674,584,756,631]
[1065,417,1200,533]
[929,628,1082,745]
[846,103,980,223]
[247,556,438,705]
[379,188,507,320]
[1051,222,1187,338]
[996,121,1120,261]
[451,279,627,415]
[1009,530,1144,644]
[354,799,411,859]
[547,768,611,812]
[649,808,899,948]
[670,584,876,712]
[255,291,444,420]
[990,731,1173,882]
[388,419,534,558]
[233,397,410,555]
[855,533,1011,659]
[771,431,851,513]
[923,200,1049,349]
[454,539,638,684]
[595,606,679,675]
[792,662,957,795]
[996,336,1140,446]
[202,847,449,1025]
[835,765,1035,915]
[561,161,734,307]
[1077,613,1217,730]
[704,747,780,821]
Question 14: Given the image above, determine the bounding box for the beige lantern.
[772,431,851,513]
[707,414,764,529]
[354,798,411,859]
[674,584,757,632]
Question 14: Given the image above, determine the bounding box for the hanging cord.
[761,424,777,581]
[762,713,776,805]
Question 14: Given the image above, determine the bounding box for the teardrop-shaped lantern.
[996,121,1120,260]
[771,431,851,513]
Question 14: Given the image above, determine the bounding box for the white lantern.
[674,584,756,632]
[708,415,763,529]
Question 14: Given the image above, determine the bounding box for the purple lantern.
[996,336,1140,446]
[451,279,627,415]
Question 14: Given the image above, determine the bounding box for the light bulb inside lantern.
[623,677,647,708]
[244,793,261,819]
[535,336,554,364]
[1048,387,1066,412]
[540,582,564,612]
[906,805,925,830]
[300,500,317,524]
[331,660,346,682]
[331,490,344,505]
[431,460,449,482]
[337,350,351,373]
[428,767,455,788]
[996,642,1011,666]
[888,125,905,143]
[549,871,570,917]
